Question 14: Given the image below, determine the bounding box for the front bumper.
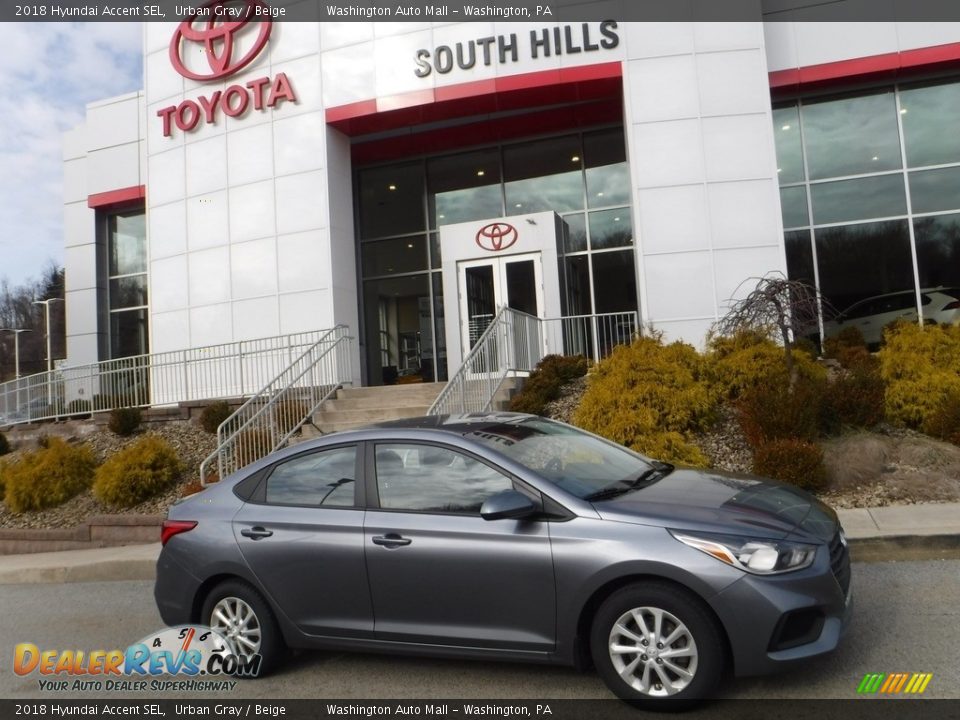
[709,541,852,677]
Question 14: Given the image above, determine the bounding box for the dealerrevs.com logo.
[157,0,297,137]
[14,626,260,692]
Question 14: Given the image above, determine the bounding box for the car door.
[363,441,557,652]
[233,443,374,638]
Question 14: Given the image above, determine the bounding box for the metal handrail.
[0,328,341,427]
[427,310,639,417]
[428,307,543,416]
[199,326,354,485]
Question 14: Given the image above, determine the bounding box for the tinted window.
[265,447,357,507]
[375,444,512,514]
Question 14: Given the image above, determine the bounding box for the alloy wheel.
[607,606,699,697]
[210,595,262,658]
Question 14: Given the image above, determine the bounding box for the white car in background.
[824,287,960,346]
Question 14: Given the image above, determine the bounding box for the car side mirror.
[480,490,538,521]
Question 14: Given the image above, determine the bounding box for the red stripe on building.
[88,185,146,209]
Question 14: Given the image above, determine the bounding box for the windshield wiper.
[584,463,673,502]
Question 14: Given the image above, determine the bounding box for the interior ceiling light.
[388,184,396,191]
[407,243,413,248]
[571,155,580,162]
[781,124,791,130]
[476,170,485,176]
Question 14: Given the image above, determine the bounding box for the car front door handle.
[240,527,273,540]
[372,534,412,548]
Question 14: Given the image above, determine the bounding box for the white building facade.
[63,15,960,387]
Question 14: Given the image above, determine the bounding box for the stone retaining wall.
[0,515,162,555]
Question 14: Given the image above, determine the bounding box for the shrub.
[92,435,184,508]
[3,438,96,513]
[0,433,9,457]
[108,407,142,437]
[707,330,824,400]
[823,325,867,359]
[822,361,886,431]
[510,354,588,415]
[921,390,960,443]
[879,322,960,429]
[793,336,819,361]
[752,439,828,493]
[738,375,826,449]
[572,337,714,467]
[200,400,233,435]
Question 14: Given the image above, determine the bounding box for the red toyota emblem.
[475,223,518,252]
[169,0,272,81]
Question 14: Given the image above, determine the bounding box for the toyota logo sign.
[476,223,518,252]
[170,0,273,81]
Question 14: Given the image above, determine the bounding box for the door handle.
[240,526,273,540]
[372,534,412,548]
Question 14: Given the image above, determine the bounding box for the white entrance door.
[457,253,544,356]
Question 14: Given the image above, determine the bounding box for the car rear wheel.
[590,582,724,707]
[202,579,285,677]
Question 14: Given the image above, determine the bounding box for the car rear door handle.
[240,527,273,540]
[372,534,412,548]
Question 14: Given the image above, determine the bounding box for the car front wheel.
[590,582,724,707]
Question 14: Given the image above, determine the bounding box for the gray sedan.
[154,413,852,706]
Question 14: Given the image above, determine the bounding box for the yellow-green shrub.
[200,400,232,435]
[510,354,588,415]
[3,438,96,513]
[752,439,827,493]
[879,322,960,429]
[93,435,184,508]
[707,330,825,400]
[572,337,714,467]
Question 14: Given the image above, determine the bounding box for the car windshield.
[465,417,657,499]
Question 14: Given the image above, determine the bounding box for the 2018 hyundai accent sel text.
[154,413,852,705]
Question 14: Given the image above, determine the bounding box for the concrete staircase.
[306,382,447,435]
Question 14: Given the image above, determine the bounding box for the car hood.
[592,467,838,542]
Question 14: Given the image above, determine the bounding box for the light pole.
[0,328,32,415]
[33,298,64,374]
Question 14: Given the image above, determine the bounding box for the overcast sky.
[0,22,143,289]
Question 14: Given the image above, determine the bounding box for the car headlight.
[669,530,817,575]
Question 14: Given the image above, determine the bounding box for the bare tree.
[715,274,831,386]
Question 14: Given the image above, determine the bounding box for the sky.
[0,22,143,288]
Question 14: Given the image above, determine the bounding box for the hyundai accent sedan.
[155,413,852,705]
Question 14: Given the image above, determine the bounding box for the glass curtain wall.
[775,78,960,345]
[357,127,637,385]
[106,209,148,359]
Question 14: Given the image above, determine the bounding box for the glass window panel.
[773,105,805,184]
[909,167,960,214]
[110,309,148,359]
[359,162,425,239]
[900,80,960,168]
[504,135,584,213]
[374,443,512,514]
[109,211,146,276]
[429,148,502,227]
[913,214,960,291]
[361,236,428,277]
[814,220,914,316]
[589,208,633,250]
[801,91,902,180]
[266,447,357,507]
[784,230,816,288]
[810,174,906,225]
[780,186,809,229]
[584,127,630,207]
[363,274,430,385]
[109,276,147,310]
[429,232,441,269]
[591,251,637,314]
[431,272,447,382]
[561,214,587,253]
[563,255,592,316]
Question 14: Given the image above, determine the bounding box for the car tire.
[201,579,285,678]
[590,582,724,708]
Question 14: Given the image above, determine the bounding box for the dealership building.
[62,15,960,388]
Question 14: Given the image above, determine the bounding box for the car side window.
[265,446,357,507]
[374,443,513,514]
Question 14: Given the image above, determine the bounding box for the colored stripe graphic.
[857,673,932,694]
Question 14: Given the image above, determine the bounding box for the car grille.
[829,529,851,597]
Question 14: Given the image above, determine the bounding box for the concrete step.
[322,396,440,412]
[314,405,432,425]
[335,382,446,401]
